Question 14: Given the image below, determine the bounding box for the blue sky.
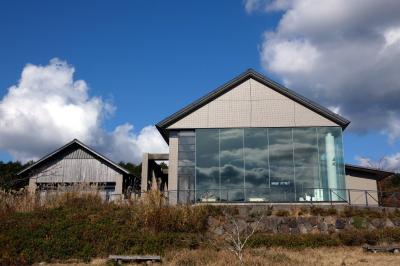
[0,0,399,168]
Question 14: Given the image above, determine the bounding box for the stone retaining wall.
[205,205,400,236]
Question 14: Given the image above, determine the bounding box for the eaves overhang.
[345,164,395,181]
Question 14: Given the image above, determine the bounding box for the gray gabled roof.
[17,139,131,176]
[156,68,350,142]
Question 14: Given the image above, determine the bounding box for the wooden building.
[18,139,134,201]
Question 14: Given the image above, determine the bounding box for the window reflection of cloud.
[195,127,345,202]
[220,149,243,162]
[221,164,243,187]
[245,168,268,187]
[196,166,219,189]
[244,148,268,166]
[219,129,243,141]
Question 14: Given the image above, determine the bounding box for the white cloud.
[247,0,400,140]
[384,27,400,47]
[244,0,293,13]
[356,153,400,173]
[0,59,168,163]
[262,37,319,74]
[244,0,264,13]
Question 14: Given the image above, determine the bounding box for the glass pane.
[293,128,321,201]
[268,128,295,202]
[195,129,220,202]
[220,129,244,202]
[244,128,269,202]
[318,127,346,201]
[178,132,196,203]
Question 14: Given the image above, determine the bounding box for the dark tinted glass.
[220,129,244,201]
[194,127,345,203]
[268,128,295,202]
[244,128,269,201]
[293,128,320,201]
[195,129,219,202]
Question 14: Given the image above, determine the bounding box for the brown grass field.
[34,247,400,266]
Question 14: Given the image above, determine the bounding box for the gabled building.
[18,139,134,201]
[152,69,391,205]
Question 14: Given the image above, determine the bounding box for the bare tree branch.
[222,210,264,264]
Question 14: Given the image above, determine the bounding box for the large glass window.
[244,128,269,201]
[194,127,346,203]
[317,127,346,201]
[268,128,295,202]
[177,131,196,203]
[195,129,219,202]
[293,128,321,201]
[220,129,244,202]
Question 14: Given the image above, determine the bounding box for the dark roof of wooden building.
[345,164,395,180]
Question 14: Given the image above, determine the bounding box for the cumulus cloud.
[246,0,400,141]
[244,0,293,13]
[244,0,265,13]
[356,153,400,173]
[0,59,168,163]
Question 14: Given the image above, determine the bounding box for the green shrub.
[351,216,366,229]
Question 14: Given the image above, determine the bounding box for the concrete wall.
[345,175,379,206]
[141,153,149,192]
[168,78,338,129]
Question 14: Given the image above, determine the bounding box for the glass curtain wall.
[268,128,295,202]
[220,129,244,202]
[195,129,219,202]
[244,128,269,201]
[195,127,346,203]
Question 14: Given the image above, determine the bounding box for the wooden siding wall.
[31,148,123,183]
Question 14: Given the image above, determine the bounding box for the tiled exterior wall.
[168,132,179,204]
[167,78,338,129]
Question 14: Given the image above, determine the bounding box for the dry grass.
[0,184,107,215]
[164,247,400,266]
[0,189,37,214]
[33,247,400,266]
